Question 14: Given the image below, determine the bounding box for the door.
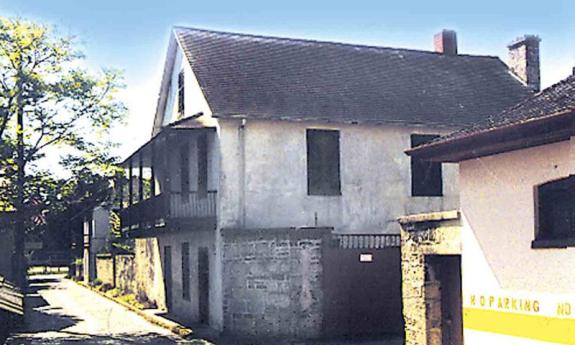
[164,246,172,311]
[198,247,209,324]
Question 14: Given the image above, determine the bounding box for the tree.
[0,17,126,286]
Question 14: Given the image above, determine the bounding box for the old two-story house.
[402,67,575,345]
[117,27,533,339]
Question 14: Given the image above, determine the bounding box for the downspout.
[239,118,247,228]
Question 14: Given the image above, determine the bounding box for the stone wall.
[134,238,166,310]
[398,211,461,345]
[115,254,136,294]
[221,227,331,339]
[95,254,114,286]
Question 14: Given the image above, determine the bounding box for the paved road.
[5,274,197,344]
[5,274,403,345]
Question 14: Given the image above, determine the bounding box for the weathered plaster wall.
[218,119,459,234]
[459,139,575,293]
[115,254,137,294]
[134,238,167,310]
[221,228,329,338]
[95,254,114,286]
[155,230,220,327]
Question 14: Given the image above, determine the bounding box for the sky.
[1,0,574,161]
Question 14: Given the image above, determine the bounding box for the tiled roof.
[174,27,532,127]
[433,75,575,142]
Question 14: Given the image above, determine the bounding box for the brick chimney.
[508,35,541,92]
[434,30,458,55]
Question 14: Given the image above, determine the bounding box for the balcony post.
[118,171,123,210]
[128,160,133,207]
[139,152,144,202]
[151,141,156,197]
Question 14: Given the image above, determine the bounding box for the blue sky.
[1,0,574,159]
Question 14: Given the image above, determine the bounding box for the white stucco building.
[405,71,575,344]
[118,27,532,338]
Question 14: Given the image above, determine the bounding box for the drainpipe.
[239,119,247,228]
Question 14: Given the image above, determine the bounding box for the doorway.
[425,255,463,345]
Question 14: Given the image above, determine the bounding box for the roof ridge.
[173,25,501,60]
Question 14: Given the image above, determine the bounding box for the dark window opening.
[307,129,341,196]
[534,176,575,247]
[177,70,185,117]
[197,134,208,197]
[411,134,442,197]
[182,242,190,301]
[179,143,190,195]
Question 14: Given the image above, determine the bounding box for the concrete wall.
[221,228,330,339]
[217,119,459,235]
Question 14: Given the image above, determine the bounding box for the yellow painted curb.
[70,279,195,339]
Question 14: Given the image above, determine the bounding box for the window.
[410,134,442,197]
[181,242,190,300]
[533,176,575,248]
[307,129,341,196]
[197,133,208,197]
[179,143,190,194]
[177,70,185,117]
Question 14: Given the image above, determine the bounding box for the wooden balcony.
[120,191,217,237]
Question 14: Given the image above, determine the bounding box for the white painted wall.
[459,137,575,344]
[460,139,575,293]
[161,45,212,127]
[156,230,220,328]
[217,118,459,234]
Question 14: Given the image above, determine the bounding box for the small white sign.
[359,253,373,263]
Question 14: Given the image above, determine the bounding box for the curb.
[70,279,195,339]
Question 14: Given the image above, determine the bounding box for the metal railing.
[332,233,401,249]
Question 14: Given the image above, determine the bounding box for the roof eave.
[407,110,575,163]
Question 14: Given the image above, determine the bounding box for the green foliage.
[89,278,102,287]
[0,17,126,248]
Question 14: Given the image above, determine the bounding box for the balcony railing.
[120,191,217,230]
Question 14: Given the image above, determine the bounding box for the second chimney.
[508,35,541,92]
[434,30,458,55]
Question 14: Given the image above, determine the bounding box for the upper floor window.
[307,129,341,196]
[411,134,442,197]
[177,70,185,117]
[534,176,575,248]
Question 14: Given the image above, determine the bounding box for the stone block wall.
[95,254,114,286]
[221,227,331,339]
[398,211,461,345]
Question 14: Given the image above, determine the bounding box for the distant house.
[82,205,112,283]
[118,27,533,338]
[402,59,575,344]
